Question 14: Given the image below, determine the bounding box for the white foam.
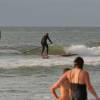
[0,55,74,69]
[65,45,100,56]
[0,55,100,69]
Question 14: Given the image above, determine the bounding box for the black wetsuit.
[41,34,52,55]
[70,70,87,100]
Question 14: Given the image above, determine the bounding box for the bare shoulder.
[82,69,89,77]
[64,70,72,79]
[82,69,88,73]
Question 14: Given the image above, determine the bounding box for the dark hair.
[74,57,84,69]
[45,33,48,36]
[63,68,70,73]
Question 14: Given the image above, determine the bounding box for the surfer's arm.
[47,36,52,44]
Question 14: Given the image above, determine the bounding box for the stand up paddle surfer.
[41,32,53,57]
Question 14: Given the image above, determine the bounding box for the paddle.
[23,43,53,53]
[23,46,41,53]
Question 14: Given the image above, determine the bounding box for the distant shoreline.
[0,26,100,32]
[1,26,100,28]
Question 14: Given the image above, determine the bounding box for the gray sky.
[0,0,100,26]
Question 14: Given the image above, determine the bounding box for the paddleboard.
[42,55,49,59]
[61,53,77,57]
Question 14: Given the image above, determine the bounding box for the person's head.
[44,32,48,36]
[63,68,70,74]
[74,56,84,69]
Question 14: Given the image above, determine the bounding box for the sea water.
[0,27,100,100]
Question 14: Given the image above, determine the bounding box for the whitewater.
[0,44,100,69]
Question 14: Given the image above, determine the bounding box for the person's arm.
[50,81,60,99]
[85,71,100,100]
[47,35,52,44]
[50,72,67,99]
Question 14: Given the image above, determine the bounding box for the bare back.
[69,68,86,84]
[67,67,87,100]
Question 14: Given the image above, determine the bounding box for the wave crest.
[64,45,100,56]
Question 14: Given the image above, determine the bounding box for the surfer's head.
[44,32,48,36]
[63,68,70,73]
[74,56,84,69]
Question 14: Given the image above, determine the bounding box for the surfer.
[51,68,70,100]
[41,32,53,57]
[51,57,100,100]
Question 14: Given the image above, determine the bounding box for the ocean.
[0,27,100,100]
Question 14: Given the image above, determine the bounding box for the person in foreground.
[41,32,53,58]
[51,57,100,100]
[51,68,70,100]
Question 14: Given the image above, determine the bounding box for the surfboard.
[42,55,49,59]
[61,53,77,57]
[41,53,77,59]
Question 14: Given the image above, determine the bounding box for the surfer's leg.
[41,44,45,55]
[46,44,48,55]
